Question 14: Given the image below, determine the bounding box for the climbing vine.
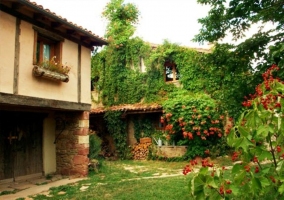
[104,111,129,159]
[133,117,155,140]
[91,0,258,159]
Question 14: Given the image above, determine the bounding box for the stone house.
[0,0,107,182]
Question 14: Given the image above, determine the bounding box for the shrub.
[184,65,284,199]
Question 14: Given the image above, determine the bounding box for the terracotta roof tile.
[23,0,107,43]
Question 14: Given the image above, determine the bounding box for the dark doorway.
[0,111,44,181]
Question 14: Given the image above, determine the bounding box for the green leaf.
[252,177,262,191]
[234,137,253,153]
[277,160,284,172]
[234,171,246,185]
[232,163,242,174]
[258,177,270,187]
[256,148,273,161]
[199,167,209,175]
[278,183,284,194]
[230,184,240,196]
[195,190,206,200]
[257,125,270,138]
[206,176,218,189]
[238,126,250,137]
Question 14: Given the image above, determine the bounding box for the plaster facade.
[0,0,107,182]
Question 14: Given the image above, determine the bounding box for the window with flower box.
[33,26,64,65]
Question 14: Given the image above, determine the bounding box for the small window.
[33,26,64,65]
[164,61,180,82]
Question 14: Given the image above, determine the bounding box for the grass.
[25,157,232,200]
[27,160,191,200]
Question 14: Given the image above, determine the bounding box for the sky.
[32,0,211,48]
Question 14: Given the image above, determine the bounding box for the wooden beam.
[80,36,88,42]
[51,22,62,28]
[0,93,91,111]
[13,18,21,95]
[67,29,76,35]
[12,3,24,10]
[77,45,82,103]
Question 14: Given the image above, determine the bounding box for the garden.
[2,0,283,199]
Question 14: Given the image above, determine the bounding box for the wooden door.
[0,111,44,181]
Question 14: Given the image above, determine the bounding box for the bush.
[89,134,102,160]
[184,65,284,199]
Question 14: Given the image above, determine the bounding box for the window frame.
[33,26,64,65]
[164,61,180,82]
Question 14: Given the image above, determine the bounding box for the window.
[33,26,64,65]
[164,61,180,82]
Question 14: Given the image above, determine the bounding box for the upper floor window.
[33,26,64,65]
[164,61,180,82]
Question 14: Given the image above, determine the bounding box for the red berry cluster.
[182,164,191,175]
[242,64,283,111]
[232,151,239,161]
[201,159,214,168]
[219,185,232,195]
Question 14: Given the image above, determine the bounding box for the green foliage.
[186,65,284,199]
[162,91,228,158]
[133,117,154,140]
[104,111,129,159]
[195,0,284,89]
[89,134,102,160]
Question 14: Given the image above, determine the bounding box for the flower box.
[33,65,69,82]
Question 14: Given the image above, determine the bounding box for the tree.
[194,0,284,71]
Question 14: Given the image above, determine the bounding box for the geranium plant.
[184,64,284,199]
[39,56,71,75]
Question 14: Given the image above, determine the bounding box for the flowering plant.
[184,64,284,199]
[38,56,71,75]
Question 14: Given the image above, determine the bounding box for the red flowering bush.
[162,92,229,158]
[185,65,284,199]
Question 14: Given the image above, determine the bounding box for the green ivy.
[133,117,155,140]
[104,111,129,159]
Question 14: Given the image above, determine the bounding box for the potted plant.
[33,56,71,82]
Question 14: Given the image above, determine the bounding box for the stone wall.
[157,146,187,158]
[55,111,90,177]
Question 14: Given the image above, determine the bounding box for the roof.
[90,103,163,115]
[148,42,211,53]
[0,0,108,48]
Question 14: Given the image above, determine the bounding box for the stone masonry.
[55,111,90,177]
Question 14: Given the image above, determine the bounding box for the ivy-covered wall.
[90,0,254,159]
